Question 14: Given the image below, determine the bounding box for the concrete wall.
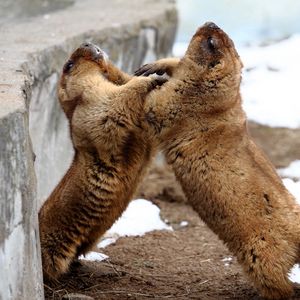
[0,0,177,299]
[0,0,73,25]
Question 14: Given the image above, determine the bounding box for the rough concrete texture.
[0,0,73,25]
[0,0,177,299]
[0,106,43,300]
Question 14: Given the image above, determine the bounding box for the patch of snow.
[221,257,233,262]
[240,34,300,128]
[222,257,232,262]
[98,199,172,248]
[289,264,300,283]
[222,257,233,267]
[283,168,300,283]
[105,199,172,236]
[79,251,108,262]
[283,178,300,205]
[180,220,188,227]
[97,238,116,249]
[278,160,300,180]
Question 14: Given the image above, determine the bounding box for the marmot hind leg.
[41,245,75,282]
[239,237,297,299]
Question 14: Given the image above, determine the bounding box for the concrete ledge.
[0,1,177,299]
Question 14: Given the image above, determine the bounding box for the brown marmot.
[135,22,300,299]
[39,42,162,281]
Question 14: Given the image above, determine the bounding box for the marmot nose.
[204,22,220,30]
[80,42,103,57]
[81,42,95,49]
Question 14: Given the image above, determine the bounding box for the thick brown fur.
[39,43,161,281]
[135,23,300,299]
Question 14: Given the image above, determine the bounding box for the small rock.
[180,220,188,227]
[62,293,94,300]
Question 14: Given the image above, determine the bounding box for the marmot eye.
[63,60,74,73]
[207,37,216,51]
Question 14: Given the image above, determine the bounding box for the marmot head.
[58,42,110,120]
[58,42,121,152]
[185,22,243,88]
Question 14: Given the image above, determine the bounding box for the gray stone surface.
[0,0,73,25]
[0,0,177,299]
[0,99,43,299]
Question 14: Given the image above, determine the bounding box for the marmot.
[135,22,300,299]
[39,42,162,281]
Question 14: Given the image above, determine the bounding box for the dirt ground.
[44,163,300,300]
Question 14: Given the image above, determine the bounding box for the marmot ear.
[100,60,110,79]
[103,69,109,79]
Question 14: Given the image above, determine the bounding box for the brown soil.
[44,163,300,300]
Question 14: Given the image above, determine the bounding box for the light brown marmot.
[135,22,300,299]
[39,43,161,281]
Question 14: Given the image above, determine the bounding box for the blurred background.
[1,1,300,299]
[175,0,300,48]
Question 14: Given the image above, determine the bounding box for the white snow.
[283,178,300,204]
[240,34,300,128]
[222,257,232,267]
[289,264,300,283]
[173,34,300,128]
[79,251,108,262]
[180,220,188,227]
[283,177,300,283]
[97,237,117,248]
[278,160,300,180]
[279,161,300,210]
[98,199,172,248]
[221,257,233,262]
[105,199,172,236]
